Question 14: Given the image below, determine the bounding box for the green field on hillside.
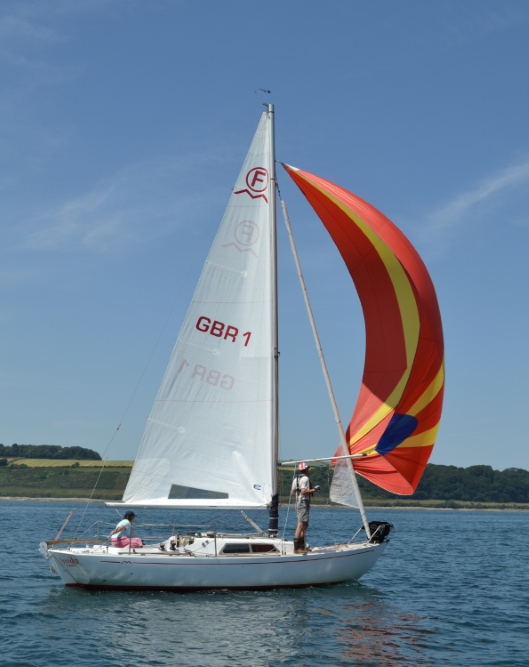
[0,464,131,500]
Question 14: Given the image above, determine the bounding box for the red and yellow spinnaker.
[284,164,444,495]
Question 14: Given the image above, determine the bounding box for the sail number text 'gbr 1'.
[195,315,252,346]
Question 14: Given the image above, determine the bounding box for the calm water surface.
[0,502,527,666]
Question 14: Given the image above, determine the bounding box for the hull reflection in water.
[338,603,437,666]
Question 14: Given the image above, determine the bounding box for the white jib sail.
[329,460,359,508]
[122,112,275,508]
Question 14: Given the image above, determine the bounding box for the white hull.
[40,537,388,590]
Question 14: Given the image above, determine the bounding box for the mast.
[268,103,279,536]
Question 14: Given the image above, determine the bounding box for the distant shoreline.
[2,496,529,511]
[3,460,529,507]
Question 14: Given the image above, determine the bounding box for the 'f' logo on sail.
[222,221,260,257]
[235,167,269,202]
[236,221,259,246]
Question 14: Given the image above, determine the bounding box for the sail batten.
[283,164,444,496]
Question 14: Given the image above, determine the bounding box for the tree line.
[0,444,102,460]
[278,463,529,504]
[357,464,529,503]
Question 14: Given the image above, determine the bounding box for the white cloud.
[0,13,60,47]
[0,4,90,176]
[0,4,70,75]
[419,158,529,248]
[442,3,528,45]
[23,152,229,253]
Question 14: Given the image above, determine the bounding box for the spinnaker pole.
[280,198,371,539]
[268,103,279,537]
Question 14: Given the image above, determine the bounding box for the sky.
[1,0,528,472]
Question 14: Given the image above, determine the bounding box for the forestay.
[119,112,275,508]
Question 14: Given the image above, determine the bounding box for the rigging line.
[278,193,372,540]
[74,457,111,539]
[74,212,220,536]
[77,521,104,539]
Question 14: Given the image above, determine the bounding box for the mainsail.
[121,112,277,508]
[284,165,444,496]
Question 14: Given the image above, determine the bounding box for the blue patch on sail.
[375,413,419,455]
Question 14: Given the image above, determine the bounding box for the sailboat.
[39,106,444,590]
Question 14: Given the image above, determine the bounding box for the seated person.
[110,510,143,548]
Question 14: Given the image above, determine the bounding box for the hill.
[356,464,529,504]
[0,460,528,506]
[278,463,529,504]
[0,461,130,500]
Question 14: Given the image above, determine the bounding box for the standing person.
[291,462,320,553]
[110,510,143,548]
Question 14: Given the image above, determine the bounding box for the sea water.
[0,501,527,667]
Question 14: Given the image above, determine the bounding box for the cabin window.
[251,544,278,553]
[222,543,251,554]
